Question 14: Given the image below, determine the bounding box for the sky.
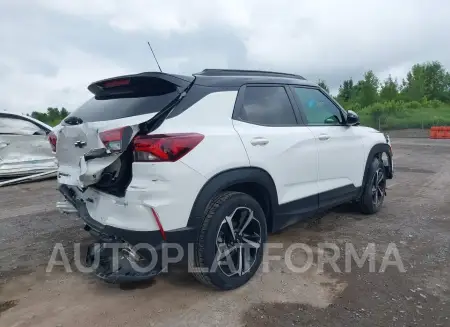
[1,0,449,114]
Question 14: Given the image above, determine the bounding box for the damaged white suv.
[52,69,393,290]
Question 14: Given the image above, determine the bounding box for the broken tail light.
[99,127,128,152]
[133,133,204,162]
[48,131,57,152]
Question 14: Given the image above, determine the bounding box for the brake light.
[102,79,130,88]
[99,127,125,152]
[48,132,57,152]
[133,133,204,162]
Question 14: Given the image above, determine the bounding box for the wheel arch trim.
[358,143,392,198]
[187,167,279,229]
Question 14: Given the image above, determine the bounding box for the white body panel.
[154,91,250,179]
[70,160,206,231]
[307,125,365,193]
[233,121,318,204]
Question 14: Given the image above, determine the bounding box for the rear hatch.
[53,72,194,189]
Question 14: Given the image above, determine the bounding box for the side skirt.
[272,185,360,232]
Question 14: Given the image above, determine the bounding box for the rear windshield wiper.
[139,78,196,134]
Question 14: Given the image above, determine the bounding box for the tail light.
[133,133,204,162]
[99,127,127,152]
[48,132,57,152]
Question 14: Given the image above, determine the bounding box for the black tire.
[359,156,387,214]
[191,191,267,290]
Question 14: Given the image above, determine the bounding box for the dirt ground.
[0,138,449,327]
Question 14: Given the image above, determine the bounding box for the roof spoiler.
[87,72,195,98]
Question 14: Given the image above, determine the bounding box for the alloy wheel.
[215,207,262,277]
[372,168,386,207]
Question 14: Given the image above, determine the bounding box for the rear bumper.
[59,185,197,247]
[60,184,199,283]
[59,184,198,256]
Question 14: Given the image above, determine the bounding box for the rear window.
[237,86,298,126]
[68,92,179,123]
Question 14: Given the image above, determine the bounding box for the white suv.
[52,69,393,290]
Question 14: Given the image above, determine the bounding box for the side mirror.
[346,110,360,126]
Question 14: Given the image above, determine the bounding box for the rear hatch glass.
[67,76,186,123]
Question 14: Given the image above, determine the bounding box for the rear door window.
[236,86,298,126]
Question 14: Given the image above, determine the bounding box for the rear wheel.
[191,191,267,290]
[359,157,387,214]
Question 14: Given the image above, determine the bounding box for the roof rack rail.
[195,69,305,80]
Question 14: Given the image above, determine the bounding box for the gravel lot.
[1,138,449,327]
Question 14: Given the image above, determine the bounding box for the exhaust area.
[84,241,162,283]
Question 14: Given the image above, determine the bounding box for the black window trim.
[232,83,305,127]
[288,85,349,127]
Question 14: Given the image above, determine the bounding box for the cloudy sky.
[1,0,449,114]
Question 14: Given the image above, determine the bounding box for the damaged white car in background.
[0,112,57,186]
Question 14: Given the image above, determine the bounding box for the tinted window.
[292,87,343,125]
[67,92,178,123]
[237,86,297,126]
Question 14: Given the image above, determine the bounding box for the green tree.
[399,62,444,101]
[402,64,423,100]
[380,75,399,101]
[317,79,330,93]
[31,107,70,126]
[423,61,450,101]
[60,107,69,118]
[355,70,379,107]
[337,78,355,102]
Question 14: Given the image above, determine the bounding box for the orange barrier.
[429,126,450,139]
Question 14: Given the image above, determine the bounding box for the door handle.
[318,134,330,141]
[250,137,269,146]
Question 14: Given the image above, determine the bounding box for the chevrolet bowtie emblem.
[74,141,87,148]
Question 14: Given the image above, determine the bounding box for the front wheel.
[359,157,387,214]
[191,191,267,290]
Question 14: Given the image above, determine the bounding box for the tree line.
[30,107,70,127]
[322,61,450,106]
[319,61,450,129]
[29,60,450,129]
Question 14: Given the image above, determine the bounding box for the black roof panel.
[192,69,315,88]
